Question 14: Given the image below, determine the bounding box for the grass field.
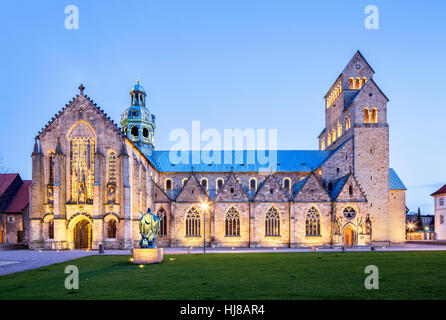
[0,251,445,300]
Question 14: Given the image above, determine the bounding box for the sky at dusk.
[0,0,445,213]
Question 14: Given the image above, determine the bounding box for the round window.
[343,206,357,219]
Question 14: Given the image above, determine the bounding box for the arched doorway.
[343,225,355,246]
[74,219,92,249]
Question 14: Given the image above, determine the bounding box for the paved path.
[1,244,445,276]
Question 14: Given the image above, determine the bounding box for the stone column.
[92,149,104,249]
[119,142,132,248]
[290,202,296,247]
[249,202,255,247]
[53,151,67,249]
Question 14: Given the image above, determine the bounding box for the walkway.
[1,244,445,276]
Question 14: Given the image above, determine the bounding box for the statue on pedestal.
[138,208,164,248]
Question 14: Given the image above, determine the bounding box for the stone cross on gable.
[79,84,85,95]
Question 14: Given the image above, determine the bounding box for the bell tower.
[120,80,156,157]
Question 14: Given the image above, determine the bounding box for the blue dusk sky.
[0,0,445,213]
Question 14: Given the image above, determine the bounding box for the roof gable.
[151,179,171,203]
[175,174,209,202]
[343,50,375,75]
[214,174,250,202]
[332,174,367,202]
[5,180,31,212]
[253,175,289,202]
[293,173,331,202]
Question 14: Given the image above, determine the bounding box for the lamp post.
[200,201,209,254]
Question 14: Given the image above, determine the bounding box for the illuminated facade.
[29,51,407,250]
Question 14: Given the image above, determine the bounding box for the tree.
[416,207,423,231]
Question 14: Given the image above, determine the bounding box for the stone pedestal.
[132,248,163,264]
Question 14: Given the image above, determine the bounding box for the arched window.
[337,120,342,138]
[165,178,172,191]
[131,126,138,137]
[216,178,224,191]
[321,138,325,151]
[283,178,291,191]
[306,206,321,236]
[332,127,336,142]
[355,77,361,89]
[371,108,378,123]
[225,206,240,236]
[48,152,55,185]
[265,206,280,236]
[48,219,54,239]
[107,219,117,238]
[185,206,201,237]
[327,133,332,146]
[200,178,208,191]
[109,152,116,183]
[364,108,370,123]
[349,77,354,89]
[349,185,353,195]
[69,136,95,204]
[343,206,357,219]
[249,178,257,192]
[142,128,149,138]
[157,208,167,236]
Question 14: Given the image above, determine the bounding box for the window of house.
[7,216,14,223]
[165,178,172,191]
[440,215,444,224]
[200,178,208,190]
[265,206,280,236]
[216,178,224,191]
[440,197,444,206]
[185,206,201,237]
[157,208,167,236]
[306,206,321,236]
[249,178,257,192]
[225,206,240,236]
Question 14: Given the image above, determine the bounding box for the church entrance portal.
[343,225,355,246]
[74,220,92,249]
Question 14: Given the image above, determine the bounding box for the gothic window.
[48,152,55,184]
[283,178,291,191]
[225,206,240,236]
[265,206,280,236]
[158,208,167,236]
[143,128,149,138]
[131,126,138,137]
[216,178,224,191]
[200,178,208,191]
[185,206,201,237]
[371,108,378,123]
[165,178,172,191]
[249,178,257,191]
[109,152,116,183]
[306,206,321,236]
[364,108,370,123]
[69,137,95,204]
[107,220,117,238]
[343,206,357,219]
[48,219,54,239]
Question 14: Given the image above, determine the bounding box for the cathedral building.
[28,51,407,250]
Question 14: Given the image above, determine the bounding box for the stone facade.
[28,51,407,250]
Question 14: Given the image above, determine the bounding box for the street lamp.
[200,201,209,254]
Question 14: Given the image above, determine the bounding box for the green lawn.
[0,251,445,299]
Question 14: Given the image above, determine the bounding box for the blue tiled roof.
[149,150,331,173]
[329,174,349,200]
[292,175,310,196]
[389,168,406,190]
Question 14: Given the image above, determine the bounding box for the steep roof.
[5,180,31,212]
[431,184,446,197]
[329,174,350,200]
[149,150,331,173]
[389,168,407,190]
[0,174,18,196]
